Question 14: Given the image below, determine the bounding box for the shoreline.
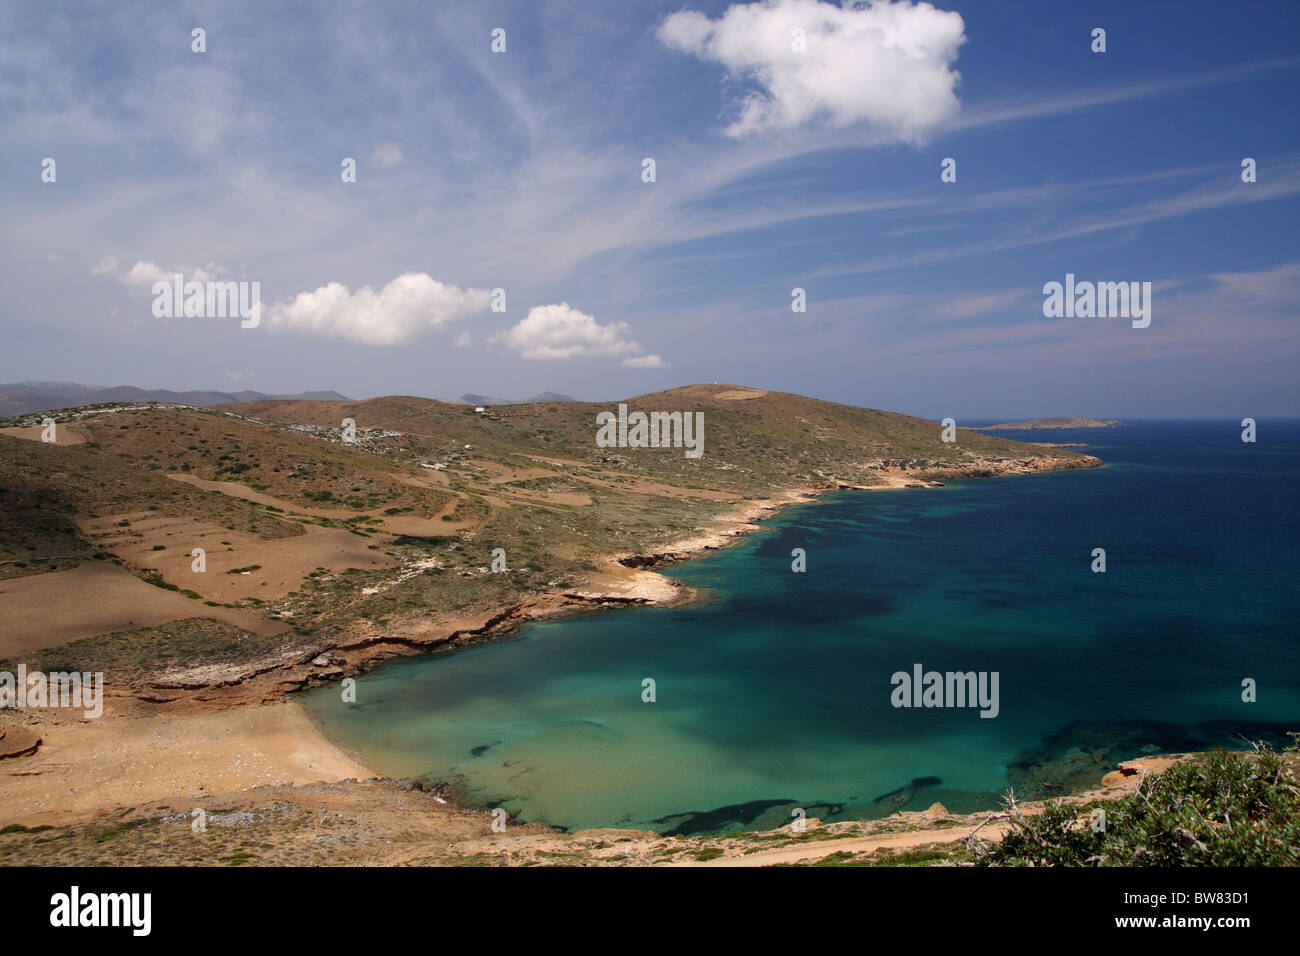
[2,456,1102,831]
[237,463,1103,830]
[0,483,828,828]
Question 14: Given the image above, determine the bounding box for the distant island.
[0,381,350,417]
[970,417,1127,431]
[455,391,578,406]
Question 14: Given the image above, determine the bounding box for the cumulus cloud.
[622,353,668,368]
[264,272,491,346]
[657,0,966,141]
[121,260,172,287]
[92,257,225,286]
[494,303,658,363]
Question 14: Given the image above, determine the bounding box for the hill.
[0,383,1100,702]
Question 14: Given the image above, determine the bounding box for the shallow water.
[304,420,1300,834]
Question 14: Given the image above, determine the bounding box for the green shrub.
[983,738,1299,867]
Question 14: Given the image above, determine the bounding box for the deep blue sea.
[305,421,1300,834]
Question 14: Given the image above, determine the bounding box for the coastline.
[2,455,1103,833]
[15,446,1276,865]
[0,483,826,829]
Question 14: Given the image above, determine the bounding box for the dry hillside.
[0,385,1098,700]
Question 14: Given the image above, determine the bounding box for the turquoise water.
[304,421,1300,834]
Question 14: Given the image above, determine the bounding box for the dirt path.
[166,472,477,534]
[667,821,1012,867]
[166,473,367,519]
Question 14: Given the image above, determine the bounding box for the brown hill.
[0,384,1099,701]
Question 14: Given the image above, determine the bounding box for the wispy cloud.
[1,1,1295,414]
[808,160,1300,280]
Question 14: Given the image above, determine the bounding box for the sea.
[304,420,1300,835]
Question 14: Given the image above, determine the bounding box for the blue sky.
[2,0,1298,417]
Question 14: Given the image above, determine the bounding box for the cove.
[304,421,1300,835]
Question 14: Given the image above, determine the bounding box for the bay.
[304,420,1300,834]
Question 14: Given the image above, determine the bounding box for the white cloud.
[264,272,490,346]
[622,353,668,368]
[657,0,965,142]
[92,258,225,286]
[121,260,171,287]
[371,142,404,167]
[453,331,474,348]
[494,303,651,361]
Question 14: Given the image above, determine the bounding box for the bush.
[981,737,1300,866]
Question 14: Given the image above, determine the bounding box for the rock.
[1101,764,1141,788]
[0,725,41,760]
[312,653,334,666]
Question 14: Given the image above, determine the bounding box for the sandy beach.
[0,698,373,827]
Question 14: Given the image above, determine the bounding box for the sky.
[2,0,1298,418]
